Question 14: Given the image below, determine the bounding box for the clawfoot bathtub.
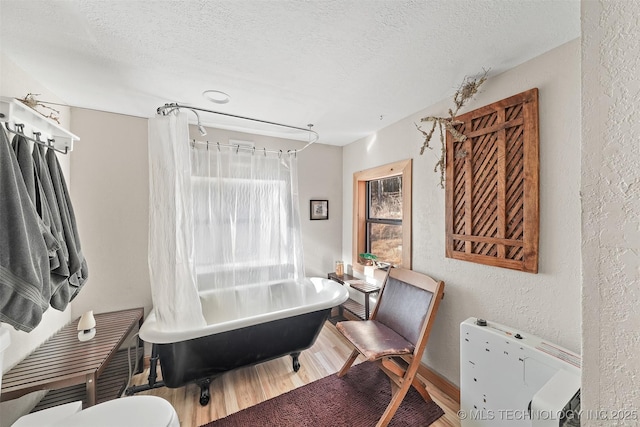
[130,277,348,405]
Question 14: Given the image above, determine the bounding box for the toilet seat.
[50,396,179,427]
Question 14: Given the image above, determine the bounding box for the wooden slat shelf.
[31,349,132,412]
[346,280,380,294]
[328,272,380,320]
[341,299,367,320]
[1,308,143,407]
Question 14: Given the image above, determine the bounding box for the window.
[353,159,412,272]
[366,176,403,265]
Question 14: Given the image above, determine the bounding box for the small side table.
[328,272,380,320]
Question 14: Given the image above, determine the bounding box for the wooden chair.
[336,267,445,427]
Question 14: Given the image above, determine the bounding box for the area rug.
[201,362,444,427]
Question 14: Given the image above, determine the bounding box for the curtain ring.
[236,144,240,154]
[263,148,267,157]
[47,138,56,147]
[278,150,283,158]
[252,147,256,155]
[33,132,41,141]
[206,141,210,151]
[15,123,25,133]
[217,142,221,151]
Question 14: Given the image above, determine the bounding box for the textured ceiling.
[0,0,579,145]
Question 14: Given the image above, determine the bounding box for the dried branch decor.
[18,93,61,124]
[416,70,488,188]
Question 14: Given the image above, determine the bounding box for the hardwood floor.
[129,321,460,427]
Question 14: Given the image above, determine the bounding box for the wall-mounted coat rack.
[0,96,79,153]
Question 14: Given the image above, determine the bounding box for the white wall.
[581,1,640,423]
[342,39,582,385]
[69,111,343,322]
[69,109,151,319]
[0,54,72,372]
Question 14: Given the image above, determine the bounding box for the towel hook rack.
[3,122,68,154]
[1,96,77,154]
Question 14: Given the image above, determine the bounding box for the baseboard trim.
[417,363,460,403]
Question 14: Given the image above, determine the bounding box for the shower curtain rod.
[156,103,319,151]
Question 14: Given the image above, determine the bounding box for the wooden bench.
[1,308,143,407]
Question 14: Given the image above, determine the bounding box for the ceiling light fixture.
[203,90,230,104]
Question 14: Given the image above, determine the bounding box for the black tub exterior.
[156,308,331,389]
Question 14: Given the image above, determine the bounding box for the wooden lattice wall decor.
[445,88,539,273]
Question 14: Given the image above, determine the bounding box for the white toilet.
[12,395,180,427]
[0,326,179,427]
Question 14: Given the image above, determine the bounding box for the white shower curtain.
[148,111,305,331]
[191,143,305,292]
[148,113,205,331]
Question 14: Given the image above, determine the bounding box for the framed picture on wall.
[310,200,329,220]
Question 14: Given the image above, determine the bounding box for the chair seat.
[336,320,414,361]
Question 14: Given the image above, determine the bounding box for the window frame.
[352,159,412,274]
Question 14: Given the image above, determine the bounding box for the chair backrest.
[372,267,444,348]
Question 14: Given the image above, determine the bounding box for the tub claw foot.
[291,352,301,372]
[199,391,210,406]
[197,378,211,406]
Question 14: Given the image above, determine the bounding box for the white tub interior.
[140,277,347,344]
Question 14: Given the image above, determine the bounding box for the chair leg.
[389,377,399,396]
[376,360,429,427]
[411,376,433,402]
[337,349,360,377]
[376,377,413,427]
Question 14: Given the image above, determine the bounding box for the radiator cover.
[460,317,580,427]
